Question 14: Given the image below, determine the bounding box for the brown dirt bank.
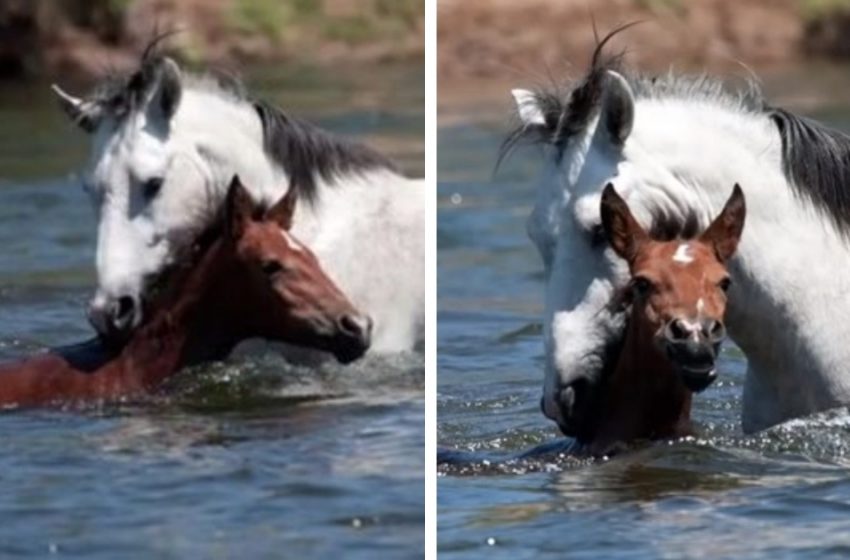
[438,0,850,97]
[0,0,423,80]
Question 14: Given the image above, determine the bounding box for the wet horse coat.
[506,29,850,434]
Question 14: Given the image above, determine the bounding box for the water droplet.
[486,537,496,546]
[451,193,462,205]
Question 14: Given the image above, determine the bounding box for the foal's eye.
[718,277,732,292]
[142,177,164,201]
[631,276,654,297]
[261,260,283,276]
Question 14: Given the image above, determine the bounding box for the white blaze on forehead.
[280,229,304,252]
[672,243,694,264]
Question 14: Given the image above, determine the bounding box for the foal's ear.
[265,188,297,231]
[700,184,746,262]
[224,175,255,240]
[600,183,648,262]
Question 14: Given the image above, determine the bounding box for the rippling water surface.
[0,62,423,558]
[438,73,850,559]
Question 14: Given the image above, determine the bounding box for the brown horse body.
[582,183,747,456]
[0,177,371,408]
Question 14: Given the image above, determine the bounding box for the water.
[0,63,423,558]
[438,75,850,559]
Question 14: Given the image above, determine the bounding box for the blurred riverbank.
[439,0,850,113]
[437,0,850,121]
[0,0,423,81]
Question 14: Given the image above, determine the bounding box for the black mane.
[254,101,398,204]
[501,24,850,238]
[770,108,850,237]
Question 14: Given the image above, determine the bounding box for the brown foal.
[585,183,746,456]
[0,176,372,408]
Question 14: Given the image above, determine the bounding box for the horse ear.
[700,184,746,262]
[601,70,635,146]
[51,84,102,133]
[148,57,182,122]
[512,89,547,127]
[600,183,647,262]
[265,188,297,231]
[224,175,254,240]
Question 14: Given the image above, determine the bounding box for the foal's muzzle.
[662,317,725,392]
[87,293,141,344]
[330,313,373,364]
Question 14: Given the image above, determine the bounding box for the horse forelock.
[501,68,764,166]
[505,28,850,242]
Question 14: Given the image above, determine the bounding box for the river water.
[438,70,850,559]
[0,62,424,558]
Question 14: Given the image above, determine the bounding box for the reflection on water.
[438,67,850,560]
[0,62,423,559]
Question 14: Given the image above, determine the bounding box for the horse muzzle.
[87,293,142,345]
[544,375,605,441]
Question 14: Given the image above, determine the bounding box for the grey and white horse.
[53,52,424,355]
[505,34,850,434]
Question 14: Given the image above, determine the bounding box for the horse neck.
[183,90,399,213]
[589,313,692,454]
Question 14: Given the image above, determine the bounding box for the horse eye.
[142,177,164,201]
[718,277,732,292]
[631,276,654,296]
[261,260,283,276]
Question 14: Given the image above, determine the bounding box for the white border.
[424,0,437,557]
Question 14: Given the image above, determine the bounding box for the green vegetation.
[223,0,422,46]
[227,0,318,40]
[321,0,422,45]
[800,0,850,19]
[634,0,685,16]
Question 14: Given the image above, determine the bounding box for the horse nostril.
[706,319,726,342]
[115,296,135,319]
[338,313,373,342]
[665,319,691,342]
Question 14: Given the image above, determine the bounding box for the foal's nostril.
[665,319,691,342]
[706,319,726,342]
[338,313,373,343]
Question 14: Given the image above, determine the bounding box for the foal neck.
[125,238,253,375]
[588,316,693,455]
